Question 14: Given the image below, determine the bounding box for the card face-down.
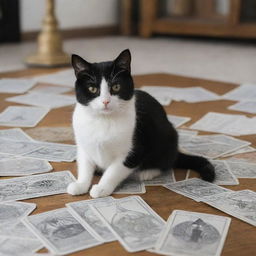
[164,178,231,201]
[23,142,77,162]
[0,171,75,202]
[203,190,256,226]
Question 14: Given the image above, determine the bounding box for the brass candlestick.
[25,0,70,67]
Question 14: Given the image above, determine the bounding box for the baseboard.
[21,25,120,41]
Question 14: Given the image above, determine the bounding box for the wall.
[20,0,119,32]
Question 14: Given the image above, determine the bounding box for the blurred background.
[0,0,256,83]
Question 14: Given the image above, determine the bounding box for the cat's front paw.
[89,184,113,198]
[67,182,90,195]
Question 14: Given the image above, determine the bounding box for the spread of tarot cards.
[0,74,255,255]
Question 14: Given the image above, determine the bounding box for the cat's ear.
[114,49,131,73]
[71,54,91,76]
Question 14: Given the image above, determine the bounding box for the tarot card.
[139,86,172,99]
[222,83,256,101]
[155,96,172,106]
[0,221,38,240]
[139,88,172,106]
[92,195,165,252]
[24,141,77,162]
[210,160,239,185]
[163,178,231,202]
[0,106,49,127]
[0,153,15,161]
[33,69,75,87]
[114,175,146,194]
[0,139,42,156]
[225,157,250,163]
[225,161,256,178]
[178,134,203,147]
[0,157,53,176]
[6,92,76,109]
[226,151,256,164]
[228,101,256,114]
[189,112,246,136]
[0,78,36,94]
[140,85,173,94]
[203,190,256,226]
[30,85,72,94]
[181,142,239,159]
[0,237,43,256]
[140,86,220,103]
[154,94,172,106]
[26,126,74,143]
[0,170,75,202]
[66,197,116,242]
[154,210,231,256]
[0,201,36,226]
[0,128,34,142]
[22,208,102,255]
[236,117,256,135]
[179,136,214,148]
[167,115,191,128]
[221,146,256,158]
[177,129,198,137]
[143,170,176,186]
[176,87,220,103]
[200,134,250,149]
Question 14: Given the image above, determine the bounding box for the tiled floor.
[0,36,256,84]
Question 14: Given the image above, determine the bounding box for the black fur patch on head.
[71,49,134,106]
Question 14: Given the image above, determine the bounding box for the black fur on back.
[124,90,215,182]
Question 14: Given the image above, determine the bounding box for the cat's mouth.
[99,108,113,114]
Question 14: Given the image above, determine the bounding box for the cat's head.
[71,49,134,115]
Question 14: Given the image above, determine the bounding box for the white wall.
[20,0,119,32]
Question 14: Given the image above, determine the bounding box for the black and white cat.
[67,49,215,198]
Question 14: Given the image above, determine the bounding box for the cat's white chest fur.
[73,100,136,169]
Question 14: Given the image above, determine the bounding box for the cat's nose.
[103,100,110,106]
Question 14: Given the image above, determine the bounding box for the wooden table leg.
[139,0,157,37]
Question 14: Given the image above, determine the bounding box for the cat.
[67,49,215,198]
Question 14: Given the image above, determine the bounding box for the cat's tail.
[174,152,215,182]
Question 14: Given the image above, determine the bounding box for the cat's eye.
[88,86,98,94]
[112,84,120,92]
